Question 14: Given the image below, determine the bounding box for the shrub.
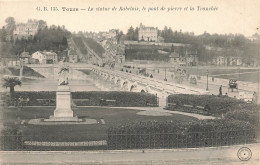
[167,94,253,115]
[1,91,157,107]
[225,108,260,127]
[107,119,256,149]
[0,125,23,150]
[71,91,157,107]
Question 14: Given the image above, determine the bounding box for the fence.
[0,130,256,151]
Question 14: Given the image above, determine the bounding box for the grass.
[184,67,260,83]
[7,66,45,78]
[3,107,197,142]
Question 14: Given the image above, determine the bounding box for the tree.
[2,77,22,95]
[134,27,139,41]
[5,17,16,35]
[116,30,124,43]
[38,20,47,30]
[126,26,135,40]
[0,26,7,41]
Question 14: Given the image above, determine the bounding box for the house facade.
[213,56,242,66]
[13,22,39,40]
[31,51,58,64]
[184,51,198,66]
[138,23,158,42]
[169,52,180,64]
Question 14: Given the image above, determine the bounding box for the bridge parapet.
[92,66,209,95]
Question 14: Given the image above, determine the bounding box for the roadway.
[114,64,259,103]
[0,143,259,164]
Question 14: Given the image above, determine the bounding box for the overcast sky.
[0,0,259,36]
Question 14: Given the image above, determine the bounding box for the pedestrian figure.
[212,77,214,82]
[219,85,222,96]
[225,93,228,97]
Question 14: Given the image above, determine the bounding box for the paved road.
[115,66,259,103]
[0,143,259,164]
[116,107,216,120]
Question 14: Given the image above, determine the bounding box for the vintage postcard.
[0,0,259,164]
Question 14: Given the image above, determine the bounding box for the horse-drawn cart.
[228,79,238,92]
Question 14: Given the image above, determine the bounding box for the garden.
[107,94,259,149]
[0,91,259,151]
[0,106,196,150]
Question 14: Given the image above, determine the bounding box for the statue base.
[44,85,82,122]
[44,116,82,122]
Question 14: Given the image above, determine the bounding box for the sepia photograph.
[0,0,259,164]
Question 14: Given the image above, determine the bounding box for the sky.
[0,0,259,36]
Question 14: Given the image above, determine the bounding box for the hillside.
[7,66,45,78]
[82,37,105,57]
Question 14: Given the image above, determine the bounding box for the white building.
[31,50,58,64]
[13,22,39,40]
[138,23,158,42]
[213,56,242,66]
[229,56,242,66]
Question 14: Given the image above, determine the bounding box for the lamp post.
[206,69,209,91]
[238,67,240,81]
[164,67,167,81]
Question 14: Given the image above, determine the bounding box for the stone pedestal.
[44,85,82,122]
[54,85,73,117]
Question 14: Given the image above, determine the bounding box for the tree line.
[0,17,70,56]
[124,25,260,64]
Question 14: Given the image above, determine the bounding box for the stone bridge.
[91,66,209,106]
[27,64,209,106]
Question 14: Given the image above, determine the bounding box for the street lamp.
[164,67,167,81]
[206,69,209,91]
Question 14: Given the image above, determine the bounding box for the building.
[138,23,158,42]
[68,49,78,63]
[31,50,58,64]
[169,51,180,64]
[1,55,20,66]
[184,51,199,66]
[13,22,39,40]
[214,56,227,66]
[213,56,242,66]
[19,51,31,64]
[107,29,117,38]
[228,56,242,66]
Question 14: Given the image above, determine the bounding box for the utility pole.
[19,51,23,81]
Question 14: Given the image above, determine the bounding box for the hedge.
[0,126,23,151]
[107,119,256,149]
[2,91,157,107]
[167,94,259,116]
[225,109,260,127]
